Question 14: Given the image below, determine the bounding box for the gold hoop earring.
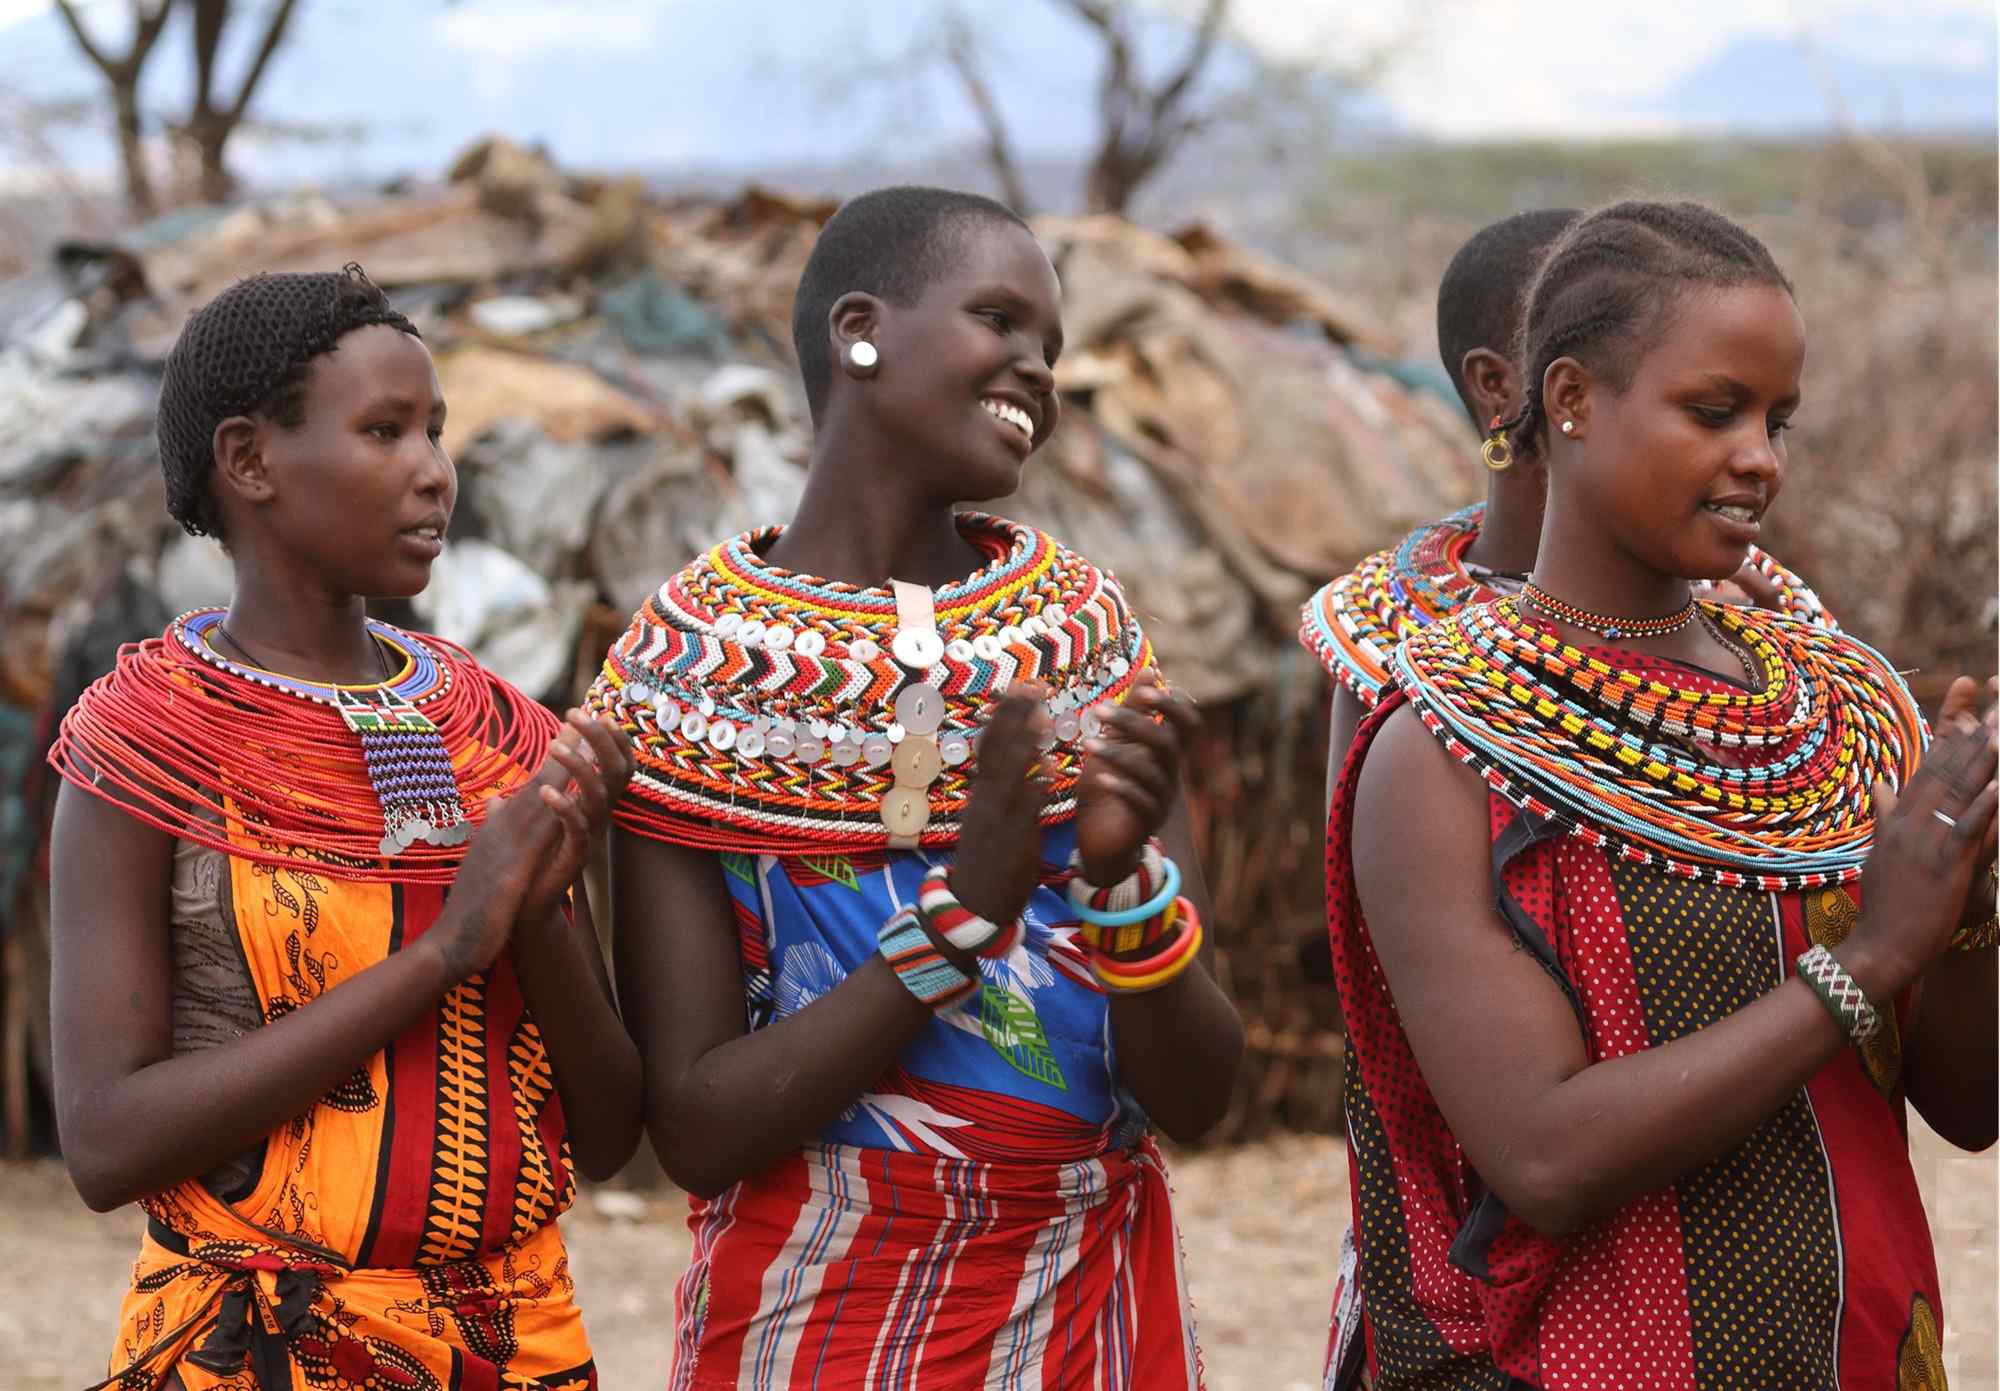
[1481,420,1514,472]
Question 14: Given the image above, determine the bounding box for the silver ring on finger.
[1932,808,1958,830]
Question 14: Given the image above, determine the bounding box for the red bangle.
[1091,897,1200,977]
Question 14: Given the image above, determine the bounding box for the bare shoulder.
[1349,703,1494,946]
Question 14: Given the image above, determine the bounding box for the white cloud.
[427,0,678,61]
[1220,0,1994,137]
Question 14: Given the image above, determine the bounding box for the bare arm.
[1901,682,2000,1151]
[1352,704,1995,1237]
[613,689,1053,1199]
[611,829,946,1198]
[54,782,474,1211]
[1077,685,1241,1140]
[510,878,645,1181]
[54,719,611,1213]
[505,716,644,1181]
[1325,682,1363,817]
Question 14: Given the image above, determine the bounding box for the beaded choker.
[588,513,1154,854]
[1392,597,1923,890]
[50,610,559,883]
[1299,502,1836,705]
[1520,581,1697,640]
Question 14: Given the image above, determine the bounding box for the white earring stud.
[1560,419,1575,435]
[845,340,879,372]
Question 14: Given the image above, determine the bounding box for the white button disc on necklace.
[892,626,945,670]
[880,787,929,839]
[791,628,823,657]
[893,682,946,735]
[893,737,941,785]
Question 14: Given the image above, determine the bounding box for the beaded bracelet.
[878,905,977,1010]
[1950,865,1999,951]
[1093,901,1204,994]
[1795,943,1880,1043]
[1067,839,1169,913]
[1071,858,1182,929]
[916,862,1023,958]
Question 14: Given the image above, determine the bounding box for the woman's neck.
[767,429,989,589]
[1461,463,1545,578]
[220,553,383,685]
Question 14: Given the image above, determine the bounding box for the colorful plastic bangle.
[1093,905,1198,979]
[878,905,976,1009]
[1094,917,1203,994]
[1071,858,1181,928]
[917,862,1021,957]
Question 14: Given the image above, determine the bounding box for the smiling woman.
[594,187,1243,1390]
[1320,202,1997,1391]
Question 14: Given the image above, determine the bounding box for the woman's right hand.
[429,720,616,983]
[947,685,1053,928]
[1848,676,1999,994]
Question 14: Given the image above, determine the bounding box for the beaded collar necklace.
[1392,597,1924,890]
[1299,502,1838,705]
[589,512,1153,854]
[180,610,473,854]
[49,610,556,882]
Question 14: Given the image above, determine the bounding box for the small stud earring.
[844,340,879,376]
[1560,419,1575,435]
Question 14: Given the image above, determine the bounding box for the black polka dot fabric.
[1325,682,1951,1390]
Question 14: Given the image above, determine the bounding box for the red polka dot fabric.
[1324,679,1946,1390]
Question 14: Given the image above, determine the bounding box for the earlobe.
[829,293,883,381]
[1461,347,1516,421]
[213,417,273,507]
[1543,357,1592,441]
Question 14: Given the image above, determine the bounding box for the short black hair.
[790,186,1031,421]
[157,263,417,539]
[1435,208,1579,428]
[1498,201,1792,461]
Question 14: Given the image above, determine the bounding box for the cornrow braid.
[1494,201,1792,461]
[157,263,418,539]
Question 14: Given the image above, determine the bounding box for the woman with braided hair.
[592,186,1243,1388]
[48,266,639,1389]
[1322,201,1996,1390]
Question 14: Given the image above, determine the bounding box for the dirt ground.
[2,1122,1990,1390]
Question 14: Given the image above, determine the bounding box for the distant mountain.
[1647,34,1996,132]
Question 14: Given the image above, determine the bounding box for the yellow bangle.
[1093,918,1203,993]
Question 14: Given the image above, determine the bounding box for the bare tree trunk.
[1061,0,1227,216]
[943,14,1035,216]
[185,0,303,203]
[51,0,172,218]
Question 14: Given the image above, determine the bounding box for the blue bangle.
[1070,858,1181,927]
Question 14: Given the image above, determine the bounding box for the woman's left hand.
[1073,672,1198,887]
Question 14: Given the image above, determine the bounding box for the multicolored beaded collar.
[1393,596,1924,891]
[1299,502,1837,706]
[588,512,1154,854]
[49,610,559,883]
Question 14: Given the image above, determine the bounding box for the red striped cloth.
[669,1139,1202,1390]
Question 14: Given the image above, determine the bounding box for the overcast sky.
[0,0,1991,186]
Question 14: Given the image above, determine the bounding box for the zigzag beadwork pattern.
[1299,502,1836,705]
[1394,597,1924,891]
[590,513,1156,853]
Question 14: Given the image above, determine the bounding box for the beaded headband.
[1394,597,1924,890]
[590,513,1155,853]
[1299,502,1836,706]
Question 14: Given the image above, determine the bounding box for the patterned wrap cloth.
[593,515,1204,1390]
[1300,502,1837,708]
[1323,625,1947,1390]
[52,625,594,1391]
